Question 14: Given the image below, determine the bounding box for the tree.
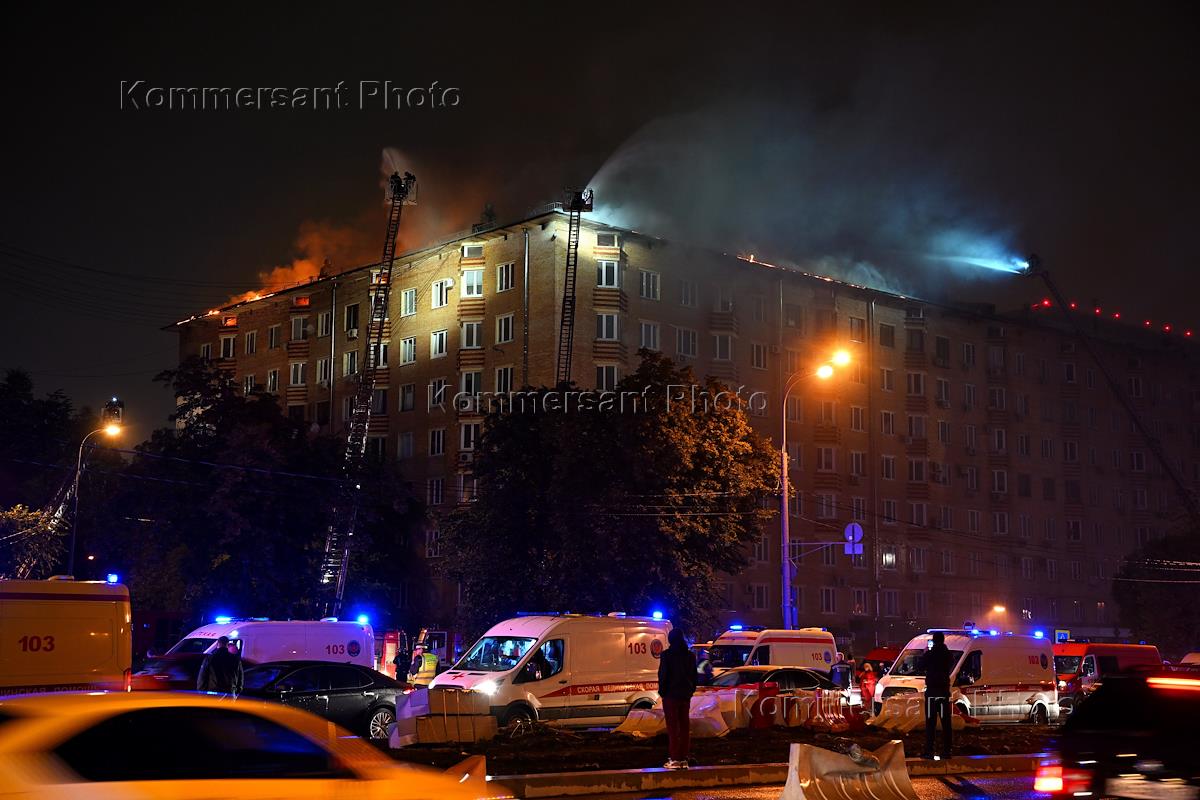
[0,504,62,579]
[1113,525,1200,657]
[439,351,780,637]
[87,357,422,628]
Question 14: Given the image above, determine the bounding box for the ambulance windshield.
[459,636,537,672]
[166,637,215,655]
[889,646,964,676]
[709,645,753,668]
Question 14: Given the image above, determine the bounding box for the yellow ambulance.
[0,578,132,695]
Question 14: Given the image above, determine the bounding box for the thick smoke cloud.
[588,100,1024,299]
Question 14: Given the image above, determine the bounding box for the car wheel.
[1031,704,1048,725]
[367,705,396,740]
[502,704,534,726]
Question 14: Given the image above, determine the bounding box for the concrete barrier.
[779,741,917,800]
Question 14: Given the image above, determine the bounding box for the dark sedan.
[241,661,407,740]
[1037,670,1200,799]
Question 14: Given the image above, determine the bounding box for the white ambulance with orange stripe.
[709,626,838,674]
[429,613,670,726]
[874,629,1059,723]
[1,578,132,695]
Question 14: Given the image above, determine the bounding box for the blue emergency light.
[105,573,119,584]
[730,624,744,631]
[356,614,370,625]
[214,615,233,625]
[1033,630,1045,639]
[651,610,664,621]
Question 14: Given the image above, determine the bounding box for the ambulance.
[429,613,670,726]
[166,618,375,667]
[0,578,132,695]
[874,629,1059,723]
[709,626,838,673]
[1053,642,1161,711]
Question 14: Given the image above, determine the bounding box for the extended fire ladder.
[321,171,417,612]
[555,189,593,386]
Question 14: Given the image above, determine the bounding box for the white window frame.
[639,270,660,300]
[496,262,515,292]
[462,269,484,298]
[289,361,306,386]
[400,337,417,365]
[596,313,619,341]
[461,321,483,349]
[431,329,449,358]
[496,313,514,344]
[639,320,660,351]
[432,280,450,309]
[596,260,620,288]
[244,330,257,355]
[401,288,417,317]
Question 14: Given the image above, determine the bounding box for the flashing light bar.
[730,624,744,631]
[651,610,664,621]
[1033,630,1045,639]
[214,615,233,625]
[356,614,370,625]
[105,573,119,584]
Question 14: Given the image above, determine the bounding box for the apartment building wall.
[176,211,1200,650]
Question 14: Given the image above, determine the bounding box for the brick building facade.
[175,209,1200,652]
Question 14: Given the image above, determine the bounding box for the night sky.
[2,4,1197,439]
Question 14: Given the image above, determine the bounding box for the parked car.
[1035,671,1200,799]
[0,691,492,799]
[241,661,407,740]
[706,665,838,691]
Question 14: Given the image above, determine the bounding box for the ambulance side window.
[517,639,564,683]
[959,651,982,683]
[750,646,770,666]
[1081,656,1095,676]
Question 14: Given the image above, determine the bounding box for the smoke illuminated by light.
[925,253,1028,273]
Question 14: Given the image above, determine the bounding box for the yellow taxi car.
[0,691,500,799]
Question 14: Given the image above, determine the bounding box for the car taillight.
[1035,761,1093,795]
[123,668,133,692]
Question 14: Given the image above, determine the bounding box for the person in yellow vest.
[409,646,440,685]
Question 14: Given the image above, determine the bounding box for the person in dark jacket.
[196,636,244,697]
[921,631,954,759]
[657,628,698,770]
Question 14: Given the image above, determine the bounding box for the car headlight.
[475,679,500,696]
[1057,680,1066,689]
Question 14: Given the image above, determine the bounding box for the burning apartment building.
[173,205,1200,650]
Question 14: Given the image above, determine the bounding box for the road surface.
[557,774,1040,800]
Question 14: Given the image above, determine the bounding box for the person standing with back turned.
[921,631,954,760]
[196,636,244,698]
[657,628,697,770]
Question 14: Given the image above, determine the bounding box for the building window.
[640,321,660,351]
[676,328,697,358]
[495,366,514,394]
[993,511,1009,535]
[343,303,360,333]
[751,342,767,370]
[461,370,482,400]
[712,333,732,360]
[316,358,332,384]
[968,509,980,533]
[816,494,836,519]
[461,321,483,349]
[461,422,480,451]
[399,383,415,411]
[1130,450,1146,472]
[400,337,416,365]
[461,244,484,259]
[679,279,698,307]
[639,270,660,300]
[462,269,483,297]
[880,368,895,391]
[242,374,255,394]
[432,279,450,308]
[909,503,927,528]
[880,411,895,435]
[1128,376,1143,397]
[315,310,332,338]
[266,369,279,393]
[906,329,924,352]
[849,316,866,342]
[906,372,925,396]
[820,587,837,615]
[596,232,619,248]
[850,406,865,432]
[941,549,954,574]
[882,500,898,524]
[400,286,420,314]
[881,455,896,480]
[244,330,258,355]
[850,451,866,476]
[992,470,1008,494]
[595,260,619,288]
[289,361,306,386]
[220,335,235,359]
[429,428,446,456]
[429,378,448,409]
[342,350,358,377]
[963,383,976,409]
[882,589,899,616]
[879,324,895,347]
[914,591,928,618]
[753,533,769,563]
[427,479,444,507]
[290,316,308,341]
[398,431,414,459]
[988,387,1006,410]
[784,304,803,329]
[596,364,618,391]
[267,325,281,349]
[491,261,514,293]
[431,329,448,357]
[751,584,769,611]
[962,342,976,366]
[495,313,514,344]
[596,313,619,341]
[816,447,835,472]
[714,286,734,312]
[908,459,926,482]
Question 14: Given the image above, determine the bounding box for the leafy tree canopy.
[440,351,780,639]
[1113,524,1200,658]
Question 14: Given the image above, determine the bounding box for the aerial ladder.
[1024,254,1200,527]
[555,189,593,386]
[321,170,417,613]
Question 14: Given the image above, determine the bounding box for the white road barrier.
[613,695,729,738]
[779,741,918,800]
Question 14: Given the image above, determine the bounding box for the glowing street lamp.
[779,350,851,629]
[992,604,1007,614]
[68,421,122,576]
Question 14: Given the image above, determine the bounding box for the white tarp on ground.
[612,695,730,738]
[389,687,431,748]
[779,741,919,800]
[867,694,968,733]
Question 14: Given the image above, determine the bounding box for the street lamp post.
[779,350,851,629]
[68,423,121,576]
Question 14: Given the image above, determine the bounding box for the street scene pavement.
[569,774,1040,800]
